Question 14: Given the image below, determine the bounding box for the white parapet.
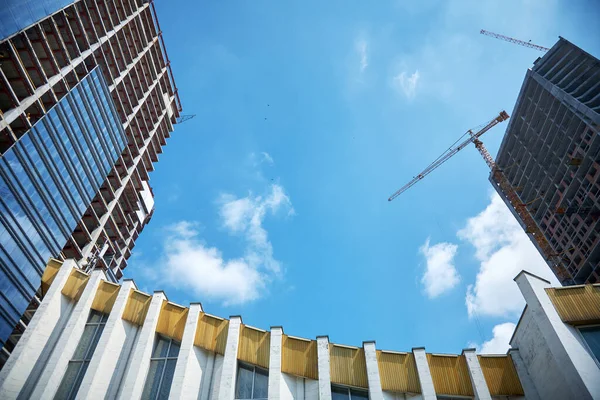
[363,341,384,400]
[169,303,204,400]
[316,336,332,400]
[462,349,491,400]
[412,348,436,400]
[117,291,167,399]
[0,260,76,399]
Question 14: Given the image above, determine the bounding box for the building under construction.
[0,0,182,366]
[492,37,600,285]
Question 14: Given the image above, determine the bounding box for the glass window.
[141,334,181,400]
[54,310,108,400]
[331,386,368,400]
[235,364,269,400]
[580,326,600,364]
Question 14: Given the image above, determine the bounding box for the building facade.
[0,258,598,400]
[491,38,600,285]
[0,0,181,365]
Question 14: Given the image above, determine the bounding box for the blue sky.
[128,0,600,354]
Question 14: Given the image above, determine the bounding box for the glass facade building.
[0,0,73,40]
[0,67,126,347]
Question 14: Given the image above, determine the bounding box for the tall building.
[0,0,181,364]
[0,258,599,399]
[492,38,600,285]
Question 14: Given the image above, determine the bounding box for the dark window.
[54,310,108,400]
[141,334,181,400]
[580,326,600,365]
[235,364,268,400]
[331,385,369,400]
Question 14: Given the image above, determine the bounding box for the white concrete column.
[515,271,600,399]
[268,326,283,400]
[117,291,167,400]
[363,341,383,400]
[169,303,203,400]
[75,280,136,399]
[507,348,541,400]
[316,336,331,400]
[412,347,436,400]
[462,349,491,400]
[216,315,242,400]
[0,260,76,399]
[29,270,105,400]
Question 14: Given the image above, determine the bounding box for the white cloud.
[218,184,295,275]
[393,70,420,99]
[459,193,559,318]
[356,38,368,73]
[250,151,275,167]
[420,238,460,298]
[161,221,265,305]
[471,322,516,354]
[261,152,274,165]
[150,184,294,306]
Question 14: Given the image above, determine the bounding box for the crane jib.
[388,111,510,201]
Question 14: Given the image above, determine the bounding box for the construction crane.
[177,115,196,124]
[480,30,550,52]
[388,111,571,281]
[388,111,509,202]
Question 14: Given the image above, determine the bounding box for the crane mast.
[480,30,550,52]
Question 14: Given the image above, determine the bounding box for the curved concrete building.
[0,259,599,400]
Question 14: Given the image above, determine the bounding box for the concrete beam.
[29,270,105,400]
[363,341,383,400]
[462,349,491,400]
[0,260,76,398]
[76,280,137,399]
[216,316,242,400]
[268,326,283,400]
[507,349,541,400]
[169,303,203,400]
[316,336,332,400]
[117,291,166,399]
[412,348,436,400]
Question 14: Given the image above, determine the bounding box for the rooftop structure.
[492,38,600,285]
[0,0,182,365]
[0,258,598,399]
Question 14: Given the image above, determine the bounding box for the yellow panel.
[156,301,189,342]
[478,355,524,396]
[91,281,121,314]
[330,344,368,388]
[61,268,90,301]
[376,351,421,393]
[281,335,319,380]
[238,325,271,369]
[41,258,63,295]
[122,289,152,326]
[546,285,600,325]
[427,354,473,397]
[194,313,229,354]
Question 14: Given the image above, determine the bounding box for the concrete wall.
[512,308,571,400]
[513,271,600,399]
